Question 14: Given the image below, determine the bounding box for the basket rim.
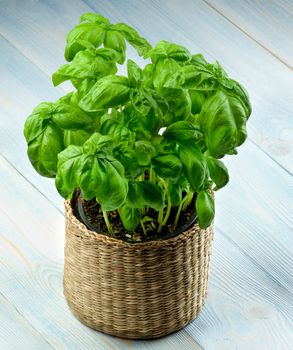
[65,200,210,249]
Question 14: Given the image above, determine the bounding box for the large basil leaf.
[199,90,248,158]
[65,19,107,61]
[79,75,131,111]
[56,140,128,209]
[94,158,128,211]
[51,93,95,130]
[126,181,164,210]
[55,145,86,198]
[153,154,183,180]
[24,102,64,177]
[178,145,206,191]
[119,206,141,231]
[163,121,202,146]
[196,190,215,228]
[104,30,126,64]
[206,157,229,190]
[53,48,118,87]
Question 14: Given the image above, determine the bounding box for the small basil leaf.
[163,121,202,146]
[104,30,126,64]
[127,59,143,87]
[206,157,229,190]
[112,22,152,57]
[168,182,182,207]
[196,191,215,228]
[148,40,191,63]
[119,206,141,231]
[134,140,156,166]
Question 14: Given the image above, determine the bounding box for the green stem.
[140,220,147,237]
[157,178,171,233]
[102,209,114,237]
[149,166,155,182]
[182,192,193,211]
[174,193,190,226]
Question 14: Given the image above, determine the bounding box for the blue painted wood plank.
[205,0,293,69]
[0,154,292,349]
[0,294,53,350]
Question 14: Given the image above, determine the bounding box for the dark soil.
[73,190,197,243]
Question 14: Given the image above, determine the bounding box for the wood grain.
[0,0,292,349]
[204,0,293,69]
[0,0,292,172]
[0,155,292,349]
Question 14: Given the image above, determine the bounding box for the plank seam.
[202,0,293,70]
[0,290,56,350]
[0,154,63,216]
[216,226,293,304]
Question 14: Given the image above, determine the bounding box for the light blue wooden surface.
[0,1,292,349]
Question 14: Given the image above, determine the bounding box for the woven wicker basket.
[63,200,214,339]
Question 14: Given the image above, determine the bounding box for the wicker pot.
[63,200,214,339]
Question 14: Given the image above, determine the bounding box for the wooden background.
[0,0,292,349]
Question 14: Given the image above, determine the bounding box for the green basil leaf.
[119,206,141,231]
[24,102,64,177]
[153,57,180,92]
[104,30,126,64]
[206,157,229,190]
[196,190,215,228]
[52,49,117,87]
[63,129,91,147]
[79,75,131,111]
[79,13,109,25]
[112,22,152,57]
[127,59,143,87]
[51,93,95,130]
[95,158,128,211]
[168,182,182,207]
[148,40,191,63]
[134,140,156,166]
[55,146,85,198]
[82,132,114,155]
[65,22,105,61]
[178,145,206,191]
[126,181,164,210]
[199,90,248,158]
[153,154,182,180]
[163,121,202,146]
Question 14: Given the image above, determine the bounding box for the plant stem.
[149,166,155,182]
[182,192,193,211]
[157,178,170,233]
[102,209,114,237]
[140,220,147,237]
[174,193,190,226]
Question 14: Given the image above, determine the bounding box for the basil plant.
[24,13,251,236]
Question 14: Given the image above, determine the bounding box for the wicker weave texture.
[63,201,214,339]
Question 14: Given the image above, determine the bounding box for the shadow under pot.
[63,193,214,339]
